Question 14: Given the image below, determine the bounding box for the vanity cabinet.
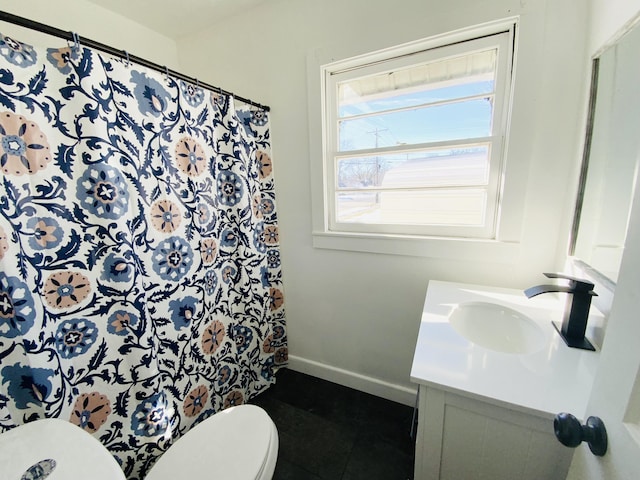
[414,385,572,480]
[411,281,600,480]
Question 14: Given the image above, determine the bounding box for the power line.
[366,127,388,148]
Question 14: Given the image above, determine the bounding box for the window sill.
[312,230,521,262]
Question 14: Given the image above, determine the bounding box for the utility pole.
[367,128,387,187]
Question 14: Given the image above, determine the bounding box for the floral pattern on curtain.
[0,32,287,479]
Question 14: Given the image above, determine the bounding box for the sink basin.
[448,301,546,354]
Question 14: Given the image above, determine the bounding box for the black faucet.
[524,272,598,351]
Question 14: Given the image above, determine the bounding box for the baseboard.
[286,355,418,407]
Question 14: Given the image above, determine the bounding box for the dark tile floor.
[250,368,416,480]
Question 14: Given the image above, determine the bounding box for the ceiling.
[87,0,268,39]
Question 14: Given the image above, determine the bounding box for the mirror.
[571,22,640,284]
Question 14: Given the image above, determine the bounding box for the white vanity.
[411,281,601,480]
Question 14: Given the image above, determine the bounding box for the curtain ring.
[123,50,130,67]
[195,78,200,88]
[164,65,170,81]
[69,32,80,52]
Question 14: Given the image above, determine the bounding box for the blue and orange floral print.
[0,32,287,480]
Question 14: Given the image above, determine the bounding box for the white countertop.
[410,280,601,419]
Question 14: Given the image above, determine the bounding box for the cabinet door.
[415,386,572,480]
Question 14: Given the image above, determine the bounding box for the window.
[322,28,515,239]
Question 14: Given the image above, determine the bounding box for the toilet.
[0,404,278,480]
[145,404,279,480]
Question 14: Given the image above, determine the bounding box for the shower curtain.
[0,31,287,479]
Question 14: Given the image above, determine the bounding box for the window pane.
[338,98,493,151]
[338,49,497,118]
[336,190,487,226]
[337,146,490,189]
[339,82,494,118]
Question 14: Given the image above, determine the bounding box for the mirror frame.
[569,21,640,289]
[568,57,600,259]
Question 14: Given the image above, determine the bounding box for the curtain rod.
[0,10,270,112]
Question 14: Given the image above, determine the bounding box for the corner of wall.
[287,355,418,407]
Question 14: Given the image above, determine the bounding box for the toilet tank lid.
[145,404,277,480]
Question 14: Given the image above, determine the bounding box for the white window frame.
[307,19,524,260]
[325,31,513,239]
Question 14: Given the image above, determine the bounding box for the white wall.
[0,0,179,68]
[588,0,640,54]
[177,0,590,404]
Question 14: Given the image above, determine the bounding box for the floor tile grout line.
[336,421,360,480]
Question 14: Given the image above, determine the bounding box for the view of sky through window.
[338,80,495,151]
[327,43,506,232]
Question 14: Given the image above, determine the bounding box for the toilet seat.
[145,404,278,480]
[0,418,126,480]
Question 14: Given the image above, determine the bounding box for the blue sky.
[338,81,494,151]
